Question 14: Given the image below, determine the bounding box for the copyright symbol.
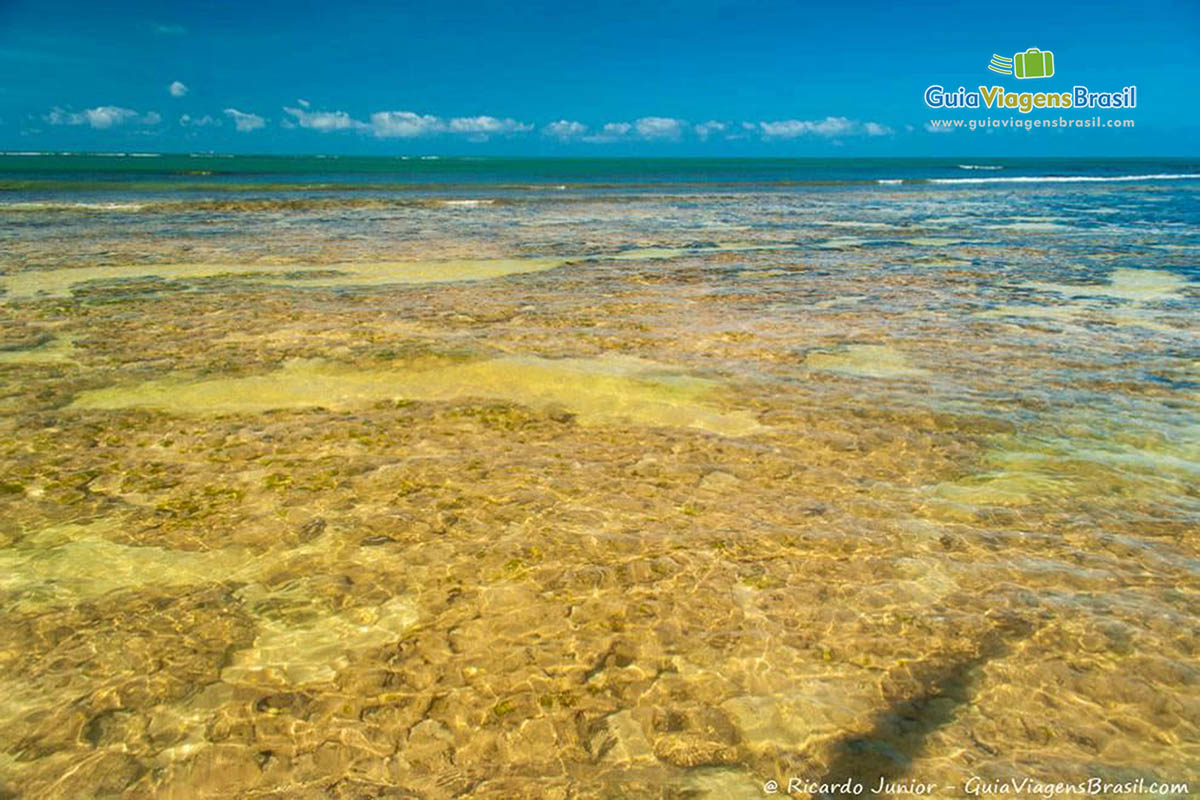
[764,780,779,794]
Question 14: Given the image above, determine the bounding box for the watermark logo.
[989,48,1056,79]
[924,45,1134,115]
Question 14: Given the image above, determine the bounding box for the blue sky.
[1,0,1197,155]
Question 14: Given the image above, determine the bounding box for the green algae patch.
[0,335,76,365]
[272,258,570,289]
[1,520,422,685]
[931,472,1076,507]
[1024,268,1193,304]
[927,410,1200,516]
[0,243,816,300]
[804,345,928,379]
[0,522,254,610]
[69,355,764,436]
[603,247,692,261]
[0,257,571,299]
[0,244,809,299]
[903,237,966,247]
[981,269,1195,332]
[597,242,801,262]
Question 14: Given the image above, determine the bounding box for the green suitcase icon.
[1014,48,1054,79]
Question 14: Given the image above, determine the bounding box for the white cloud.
[169,81,188,98]
[542,119,588,140]
[694,120,727,140]
[283,106,366,132]
[180,114,218,128]
[447,116,532,136]
[275,107,533,139]
[582,122,633,143]
[759,117,851,138]
[368,111,445,138]
[372,111,525,139]
[223,108,266,132]
[45,106,160,129]
[757,116,891,139]
[260,106,783,143]
[635,116,685,140]
[923,121,955,134]
[576,117,691,143]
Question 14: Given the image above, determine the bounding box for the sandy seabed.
[0,185,1197,798]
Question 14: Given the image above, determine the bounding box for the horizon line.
[2,151,1198,160]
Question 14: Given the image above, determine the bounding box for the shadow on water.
[814,614,1035,799]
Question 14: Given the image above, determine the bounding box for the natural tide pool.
[0,158,1198,798]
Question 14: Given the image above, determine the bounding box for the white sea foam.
[0,201,146,212]
[957,164,1004,170]
[928,173,1200,185]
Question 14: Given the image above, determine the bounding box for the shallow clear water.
[0,158,1198,798]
